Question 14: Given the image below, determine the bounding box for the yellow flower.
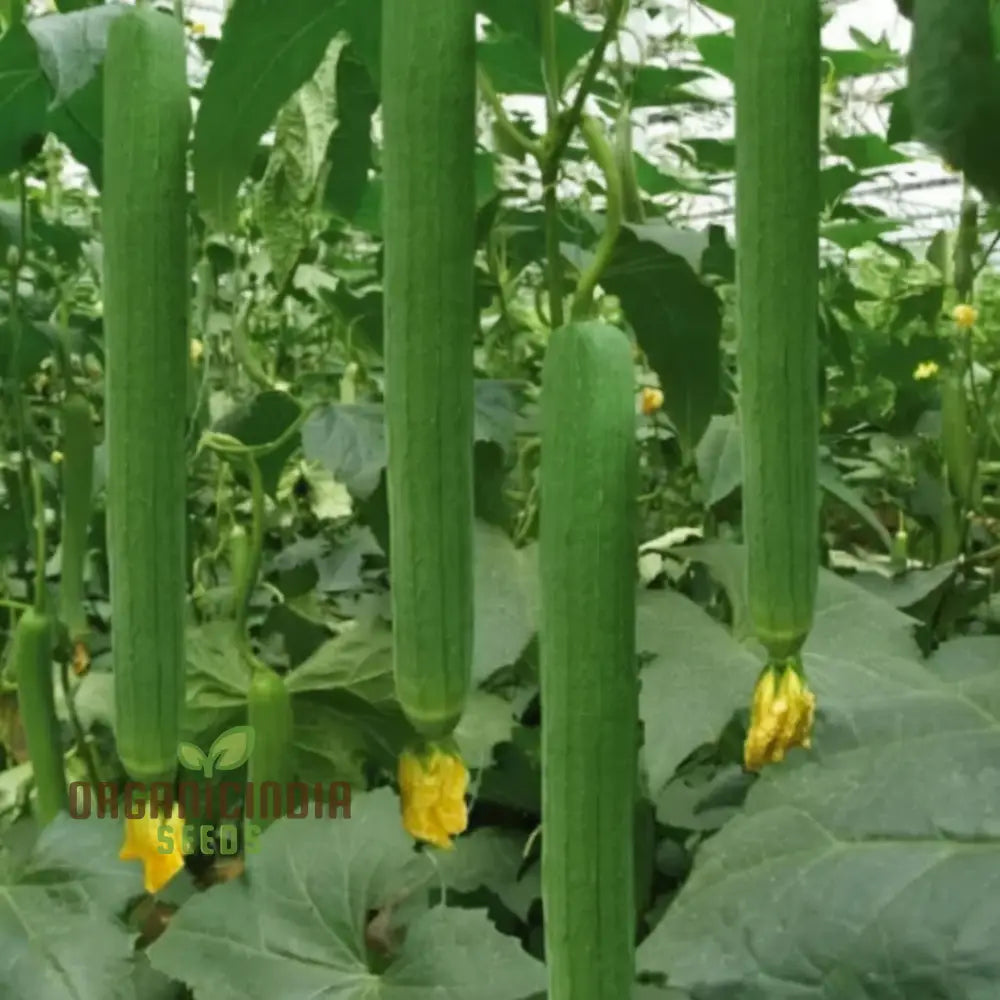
[398,745,469,849]
[190,338,204,363]
[119,803,185,894]
[71,640,90,677]
[743,660,816,772]
[50,450,64,464]
[952,304,978,329]
[913,360,939,381]
[640,386,664,415]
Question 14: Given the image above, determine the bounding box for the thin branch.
[544,0,626,170]
[478,67,543,160]
[571,115,623,319]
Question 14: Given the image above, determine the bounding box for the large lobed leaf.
[146,788,547,999]
[193,0,370,231]
[0,813,144,1000]
[639,548,1000,999]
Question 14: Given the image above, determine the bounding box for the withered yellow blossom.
[398,744,469,849]
[744,659,816,772]
[71,640,90,677]
[120,803,185,894]
[913,360,939,381]
[640,387,664,415]
[952,304,978,329]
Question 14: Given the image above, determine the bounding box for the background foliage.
[0,0,998,997]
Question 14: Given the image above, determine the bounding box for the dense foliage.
[0,0,999,997]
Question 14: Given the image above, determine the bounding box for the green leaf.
[694,414,741,507]
[184,621,253,742]
[693,32,734,79]
[47,71,101,183]
[632,153,711,197]
[476,0,597,95]
[472,522,537,683]
[211,389,303,497]
[257,38,342,288]
[885,85,913,144]
[0,23,50,173]
[285,616,394,702]
[323,42,379,222]
[291,697,371,786]
[602,226,722,456]
[637,587,759,796]
[0,812,143,1000]
[0,318,58,379]
[822,217,901,249]
[284,523,536,692]
[818,461,893,552]
[146,788,547,999]
[628,65,712,109]
[301,383,518,500]
[675,136,734,174]
[829,32,902,78]
[193,0,364,231]
[827,132,908,170]
[439,827,526,890]
[851,562,957,613]
[639,576,1000,998]
[26,6,126,184]
[300,402,386,498]
[820,163,865,210]
[27,6,121,105]
[453,690,516,770]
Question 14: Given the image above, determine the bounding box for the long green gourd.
[103,4,191,784]
[15,608,67,826]
[59,393,95,648]
[381,0,476,738]
[539,320,638,1000]
[735,0,821,662]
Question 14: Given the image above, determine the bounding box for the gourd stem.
[30,465,46,615]
[543,166,564,329]
[571,115,622,320]
[478,68,542,159]
[544,0,626,169]
[233,454,264,650]
[539,0,560,122]
[538,0,624,330]
[198,401,318,462]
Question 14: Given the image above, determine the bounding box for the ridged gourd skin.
[539,321,638,1000]
[940,369,977,506]
[60,393,95,643]
[735,0,821,660]
[15,609,67,826]
[247,666,294,829]
[381,0,476,738]
[908,0,1000,203]
[103,5,192,785]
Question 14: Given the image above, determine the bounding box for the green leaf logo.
[177,725,255,778]
[177,741,208,772]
